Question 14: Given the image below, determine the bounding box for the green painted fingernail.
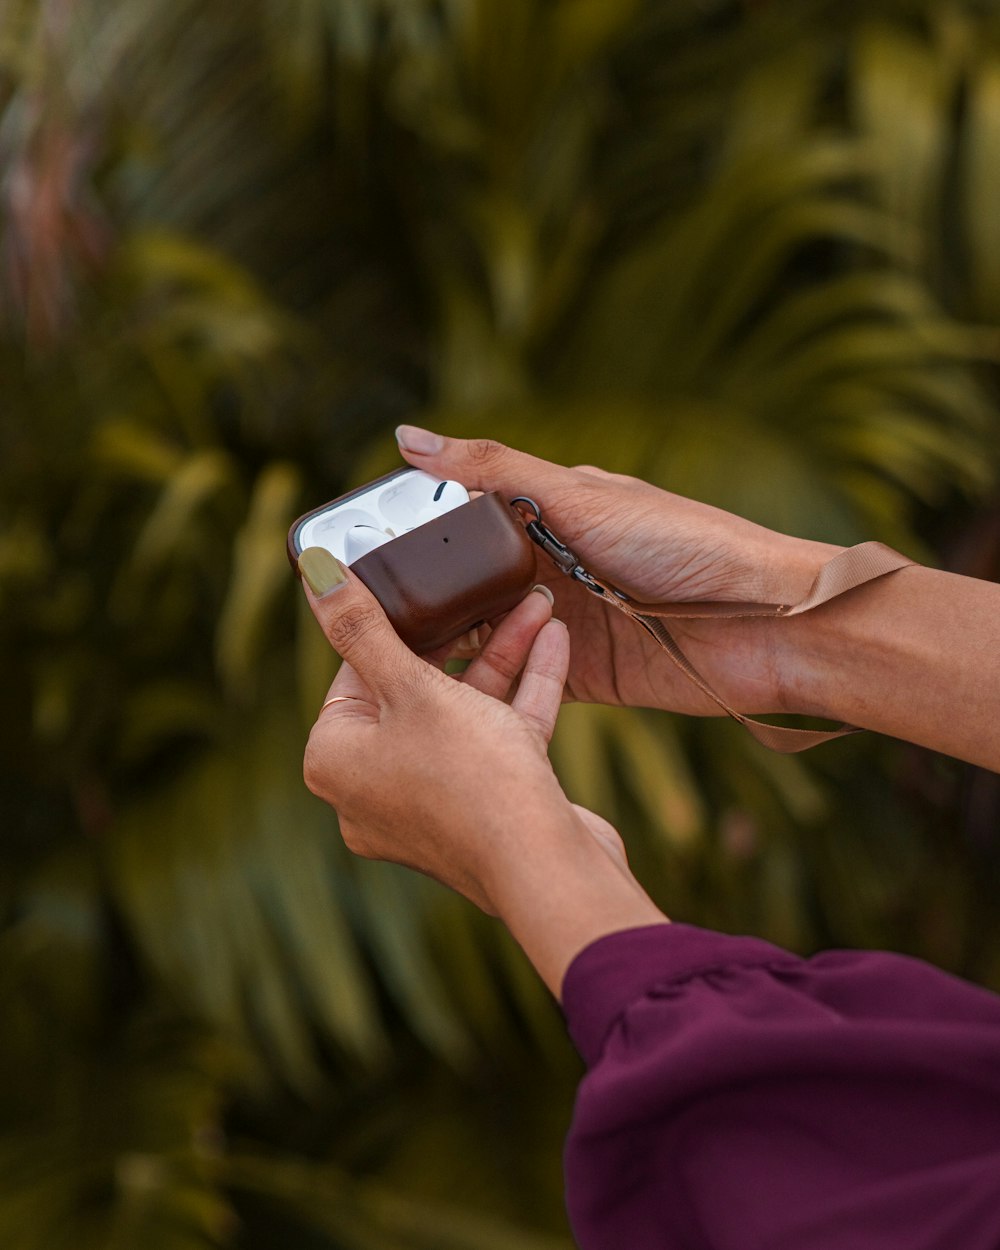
[298,547,348,597]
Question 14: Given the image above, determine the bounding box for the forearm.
[485,803,668,1000]
[774,562,1000,771]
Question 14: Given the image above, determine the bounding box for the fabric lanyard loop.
[510,497,915,754]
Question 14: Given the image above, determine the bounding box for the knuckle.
[482,637,522,684]
[465,438,508,469]
[527,648,565,685]
[326,601,383,655]
[572,463,639,488]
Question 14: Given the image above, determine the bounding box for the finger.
[510,618,570,742]
[417,625,493,679]
[447,625,488,659]
[394,427,600,542]
[460,586,555,702]
[297,546,423,701]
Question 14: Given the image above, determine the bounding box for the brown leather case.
[288,489,537,653]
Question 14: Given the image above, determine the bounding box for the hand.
[395,427,842,716]
[395,427,1000,772]
[296,546,665,994]
[299,548,570,912]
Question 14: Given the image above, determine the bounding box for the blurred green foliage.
[2,0,1000,1245]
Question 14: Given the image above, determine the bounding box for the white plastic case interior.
[293,469,470,565]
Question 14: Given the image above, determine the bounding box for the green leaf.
[107,703,386,1086]
[852,20,955,241]
[222,1152,573,1250]
[125,451,238,572]
[549,703,617,819]
[92,420,185,484]
[216,462,302,698]
[963,51,1000,318]
[611,711,705,850]
[721,40,824,159]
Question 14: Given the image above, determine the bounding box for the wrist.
[486,800,667,998]
[753,533,848,716]
[756,531,846,606]
[657,533,848,717]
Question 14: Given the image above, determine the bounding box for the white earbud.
[427,480,469,511]
[404,480,471,531]
[327,477,471,562]
[344,524,393,564]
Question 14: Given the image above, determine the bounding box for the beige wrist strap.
[511,499,915,753]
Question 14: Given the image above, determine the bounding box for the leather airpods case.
[287,468,537,653]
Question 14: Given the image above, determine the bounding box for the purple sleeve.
[561,924,1000,1250]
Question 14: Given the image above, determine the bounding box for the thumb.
[395,426,595,542]
[297,546,422,700]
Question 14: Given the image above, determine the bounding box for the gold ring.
[320,696,364,713]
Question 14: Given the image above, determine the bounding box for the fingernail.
[396,424,444,455]
[530,584,555,606]
[298,547,348,597]
[449,626,481,656]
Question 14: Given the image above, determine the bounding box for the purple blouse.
[562,924,1000,1250]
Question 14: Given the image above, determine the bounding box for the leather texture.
[290,491,537,653]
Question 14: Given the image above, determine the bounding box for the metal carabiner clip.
[509,497,603,594]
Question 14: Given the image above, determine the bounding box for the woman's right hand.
[396,426,840,718]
